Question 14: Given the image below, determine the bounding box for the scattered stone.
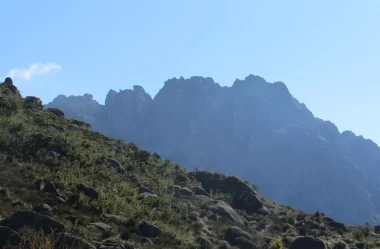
[34,179,60,196]
[106,158,127,174]
[55,196,66,204]
[139,192,158,199]
[125,173,140,186]
[138,186,155,195]
[101,214,126,224]
[323,216,347,232]
[355,242,365,249]
[66,215,78,223]
[33,203,52,213]
[0,211,65,234]
[100,237,135,249]
[194,195,213,202]
[88,222,112,233]
[76,183,99,199]
[208,200,244,224]
[332,241,349,249]
[257,206,271,216]
[67,194,80,205]
[139,221,161,237]
[224,226,252,242]
[278,211,288,216]
[304,219,323,230]
[231,190,263,213]
[283,223,295,233]
[55,232,95,249]
[0,226,21,249]
[195,236,213,249]
[289,236,326,249]
[169,185,193,197]
[11,200,26,207]
[230,237,256,249]
[193,186,210,197]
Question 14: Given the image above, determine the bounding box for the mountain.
[46,74,380,225]
[3,77,375,249]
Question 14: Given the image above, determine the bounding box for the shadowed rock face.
[46,74,380,224]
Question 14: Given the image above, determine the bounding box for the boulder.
[224,226,252,242]
[193,186,210,197]
[257,206,271,216]
[76,183,99,199]
[139,192,158,199]
[139,221,161,237]
[33,203,53,213]
[332,241,349,249]
[88,222,112,233]
[34,179,60,196]
[0,211,65,234]
[66,215,78,223]
[289,236,326,249]
[322,216,347,232]
[208,200,244,224]
[106,158,127,174]
[195,236,213,249]
[191,170,263,212]
[138,186,155,195]
[101,214,126,224]
[169,185,193,197]
[230,237,257,249]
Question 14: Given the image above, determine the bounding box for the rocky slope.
[0,78,380,249]
[2,77,379,248]
[46,75,380,225]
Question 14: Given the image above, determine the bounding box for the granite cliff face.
[46,74,380,224]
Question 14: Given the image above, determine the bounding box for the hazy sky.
[1,0,380,144]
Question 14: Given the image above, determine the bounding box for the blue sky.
[1,0,380,144]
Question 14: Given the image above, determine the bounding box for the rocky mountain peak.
[46,74,380,225]
[104,86,152,107]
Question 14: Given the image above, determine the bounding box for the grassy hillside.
[0,77,378,249]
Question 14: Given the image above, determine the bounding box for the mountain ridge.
[46,74,380,225]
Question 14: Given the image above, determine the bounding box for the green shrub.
[270,237,284,249]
